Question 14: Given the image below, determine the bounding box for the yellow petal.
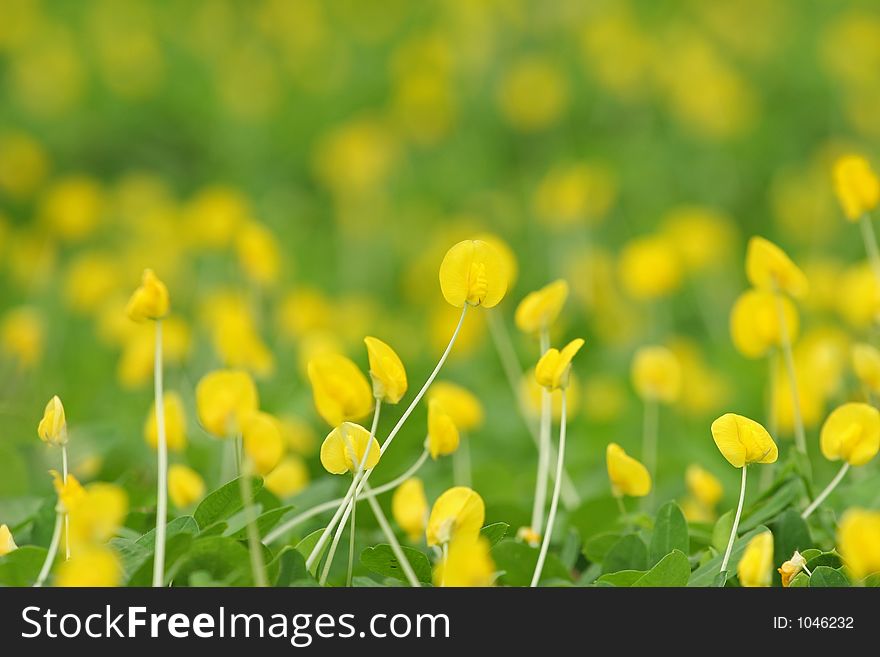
[428,399,460,459]
[364,336,408,404]
[55,546,122,587]
[126,268,169,322]
[195,369,259,438]
[514,279,569,334]
[631,345,681,403]
[837,508,880,581]
[606,443,651,497]
[439,239,508,308]
[711,413,777,468]
[852,342,880,394]
[0,524,17,556]
[307,353,374,427]
[168,464,206,508]
[264,456,310,498]
[730,289,799,359]
[536,338,584,390]
[37,395,67,447]
[738,530,774,587]
[685,464,723,509]
[391,478,428,542]
[433,535,495,587]
[426,486,485,546]
[319,422,381,474]
[833,154,880,221]
[820,402,880,467]
[428,381,484,431]
[745,236,808,299]
[242,411,285,475]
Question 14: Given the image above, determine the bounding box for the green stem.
[801,462,850,520]
[859,213,880,286]
[152,320,168,588]
[719,465,748,582]
[34,508,63,587]
[239,469,268,587]
[531,393,567,587]
[363,482,421,587]
[531,328,552,534]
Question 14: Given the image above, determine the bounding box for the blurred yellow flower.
[195,369,259,438]
[533,162,617,228]
[277,288,335,341]
[514,280,569,335]
[631,345,681,403]
[278,415,318,456]
[312,116,398,197]
[0,524,17,556]
[661,206,738,272]
[64,252,120,314]
[38,395,68,447]
[183,185,249,249]
[745,236,808,299]
[307,353,374,426]
[778,550,808,588]
[144,392,187,452]
[242,412,285,475]
[364,336,408,404]
[40,175,104,241]
[264,456,310,498]
[516,526,541,547]
[836,262,880,329]
[67,482,128,552]
[837,508,880,581]
[126,269,169,322]
[497,55,569,132]
[236,221,281,287]
[833,154,880,221]
[606,443,651,498]
[820,403,880,467]
[427,399,460,460]
[117,317,191,389]
[439,239,508,309]
[582,375,626,423]
[51,471,85,514]
[168,464,205,508]
[55,546,122,587]
[0,306,44,368]
[618,235,682,300]
[730,289,799,359]
[852,342,880,394]
[711,413,778,468]
[686,464,723,510]
[426,486,485,547]
[434,535,495,587]
[391,477,428,542]
[319,422,381,475]
[738,530,773,587]
[535,338,584,390]
[427,381,484,432]
[0,131,48,199]
[524,370,581,422]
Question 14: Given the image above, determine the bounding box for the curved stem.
[239,469,268,586]
[531,393,566,587]
[152,320,168,588]
[531,328,552,534]
[61,444,70,560]
[363,482,421,587]
[801,462,850,520]
[773,290,807,458]
[719,465,748,581]
[34,509,63,587]
[641,399,658,509]
[859,214,880,286]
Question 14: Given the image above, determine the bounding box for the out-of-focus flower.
[183,186,250,249]
[820,403,880,467]
[711,413,778,468]
[439,239,508,309]
[434,535,495,587]
[515,280,569,335]
[202,291,274,377]
[618,235,682,300]
[836,262,880,329]
[0,524,17,556]
[778,551,808,588]
[66,482,129,553]
[496,55,569,132]
[582,375,626,423]
[364,336,407,404]
[51,471,85,513]
[278,415,318,456]
[264,456,310,498]
[0,131,48,199]
[55,546,122,587]
[426,486,485,547]
[606,443,651,497]
[427,399,459,460]
[236,221,282,287]
[661,206,738,272]
[307,353,373,427]
[196,369,259,438]
[117,317,191,389]
[524,370,581,422]
[38,395,68,447]
[686,464,723,510]
[832,154,880,221]
[738,531,773,587]
[168,464,205,508]
[242,412,284,475]
[64,252,120,314]
[837,508,880,581]
[391,477,428,542]
[730,289,799,359]
[535,338,584,390]
[126,269,169,322]
[39,175,104,241]
[533,162,617,228]
[631,346,681,403]
[853,342,880,395]
[144,392,187,452]
[745,237,808,299]
[427,382,484,432]
[312,116,398,198]
[277,288,335,341]
[1,306,44,368]
[668,338,731,416]
[319,422,381,474]
[516,526,541,548]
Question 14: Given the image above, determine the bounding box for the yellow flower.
[496,55,569,132]
[852,342,880,394]
[606,443,651,498]
[685,464,723,509]
[391,478,428,542]
[0,524,17,556]
[55,547,122,587]
[535,338,585,390]
[533,162,616,228]
[307,353,374,427]
[242,412,285,476]
[778,550,808,588]
[837,508,880,581]
[168,464,205,508]
[117,317,192,389]
[426,486,485,546]
[364,336,408,404]
[837,262,880,329]
[711,413,778,468]
[738,531,774,587]
[745,236,808,299]
[434,535,495,587]
[516,526,541,547]
[524,370,581,421]
[63,252,120,314]
[235,221,281,286]
[427,399,460,459]
[67,483,128,552]
[833,154,880,221]
[264,456,310,498]
[195,369,259,438]
[730,289,799,359]
[514,280,569,334]
[618,235,682,300]
[661,206,738,272]
[144,392,187,452]
[38,395,68,447]
[40,176,104,241]
[820,402,880,467]
[438,239,508,308]
[126,268,169,322]
[427,381,484,431]
[631,346,681,403]
[278,415,317,455]
[0,306,44,368]
[473,233,519,290]
[319,422,381,474]
[51,471,86,513]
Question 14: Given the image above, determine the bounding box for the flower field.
[1,0,880,588]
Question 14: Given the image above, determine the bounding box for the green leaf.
[172,536,252,586]
[688,525,769,587]
[809,566,850,588]
[295,527,328,577]
[649,502,689,566]
[227,505,295,541]
[127,532,196,586]
[602,534,648,574]
[804,550,843,571]
[0,497,43,532]
[0,546,48,586]
[479,522,509,547]
[193,477,263,530]
[788,572,810,587]
[740,477,806,532]
[492,540,572,586]
[633,549,691,587]
[269,546,315,587]
[360,544,432,584]
[711,511,734,553]
[583,532,620,563]
[596,570,646,587]
[772,508,811,585]
[137,515,199,547]
[568,496,620,543]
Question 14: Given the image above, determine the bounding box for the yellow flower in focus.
[686,465,723,510]
[55,546,122,587]
[711,413,778,468]
[168,464,205,508]
[514,280,569,334]
[391,478,428,542]
[38,395,68,447]
[427,381,484,432]
[439,239,508,309]
[496,56,569,132]
[195,369,259,438]
[126,269,169,322]
[661,206,738,272]
[236,221,281,287]
[535,338,585,390]
[51,471,85,513]
[144,392,187,452]
[820,403,880,467]
[242,412,285,475]
[40,175,104,241]
[426,486,485,547]
[427,399,460,460]
[434,535,495,587]
[852,342,880,394]
[1,306,44,368]
[631,345,681,403]
[837,508,880,581]
[473,233,519,290]
[532,162,617,228]
[832,154,880,221]
[738,531,773,587]
[67,483,128,552]
[364,336,408,404]
[307,353,374,426]
[264,456,310,498]
[618,234,682,299]
[0,524,18,556]
[606,443,651,498]
[778,551,808,588]
[320,422,381,474]
[745,236,808,299]
[730,289,799,359]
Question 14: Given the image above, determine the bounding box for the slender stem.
[234,436,242,477]
[719,466,748,579]
[306,305,467,570]
[531,393,567,587]
[239,469,268,587]
[801,463,850,519]
[347,496,356,587]
[486,309,580,509]
[453,434,471,487]
[641,399,658,509]
[264,450,429,544]
[152,320,168,588]
[773,289,807,457]
[61,445,70,560]
[615,494,627,518]
[351,402,382,586]
[34,509,63,587]
[860,214,880,286]
[363,482,421,587]
[531,328,552,534]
